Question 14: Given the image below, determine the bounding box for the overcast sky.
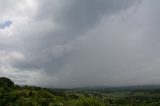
[0,0,160,88]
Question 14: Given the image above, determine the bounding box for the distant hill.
[73,85,160,91]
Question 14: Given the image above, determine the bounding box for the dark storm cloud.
[11,0,139,75]
[37,0,138,35]
[4,0,160,88]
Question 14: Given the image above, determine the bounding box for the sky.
[0,0,160,88]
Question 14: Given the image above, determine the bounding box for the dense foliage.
[0,77,14,87]
[1,77,160,106]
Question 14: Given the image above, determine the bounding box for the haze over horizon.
[0,0,160,88]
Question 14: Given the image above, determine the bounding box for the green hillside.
[1,77,160,106]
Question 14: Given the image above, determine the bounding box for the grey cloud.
[4,0,160,88]
[11,0,139,74]
[37,0,139,35]
[0,1,15,13]
[146,0,160,42]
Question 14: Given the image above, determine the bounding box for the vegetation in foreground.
[1,77,160,106]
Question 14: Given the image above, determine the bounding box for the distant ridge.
[72,85,160,91]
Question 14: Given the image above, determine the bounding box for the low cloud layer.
[0,0,160,88]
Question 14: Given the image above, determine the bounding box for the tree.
[0,77,14,87]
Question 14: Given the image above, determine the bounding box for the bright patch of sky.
[0,20,12,29]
